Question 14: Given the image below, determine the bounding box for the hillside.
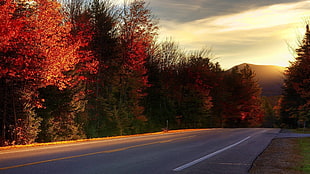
[229,63,286,96]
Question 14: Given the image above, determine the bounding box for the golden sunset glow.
[149,0,310,69]
[211,3,306,31]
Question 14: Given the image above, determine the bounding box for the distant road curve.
[0,128,281,174]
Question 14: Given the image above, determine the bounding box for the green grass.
[293,128,310,173]
[299,137,310,173]
[295,128,310,134]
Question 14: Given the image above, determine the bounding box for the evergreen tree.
[37,86,86,142]
[79,0,122,137]
[281,25,310,128]
[261,96,276,127]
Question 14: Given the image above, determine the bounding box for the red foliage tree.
[221,65,264,127]
[0,0,93,88]
[115,0,158,133]
[0,0,96,145]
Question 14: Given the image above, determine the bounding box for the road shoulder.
[249,138,303,174]
[249,129,310,174]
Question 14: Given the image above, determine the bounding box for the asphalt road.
[0,128,280,174]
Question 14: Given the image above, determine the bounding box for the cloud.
[207,2,310,32]
[150,0,306,22]
[155,1,310,68]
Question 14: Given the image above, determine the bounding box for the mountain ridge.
[229,63,286,96]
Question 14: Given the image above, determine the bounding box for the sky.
[118,0,310,69]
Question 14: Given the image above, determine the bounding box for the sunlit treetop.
[0,0,96,90]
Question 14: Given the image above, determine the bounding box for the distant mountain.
[229,63,286,96]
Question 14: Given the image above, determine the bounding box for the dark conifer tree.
[281,25,310,128]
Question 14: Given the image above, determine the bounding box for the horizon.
[226,62,287,70]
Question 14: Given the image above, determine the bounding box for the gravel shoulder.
[249,138,303,174]
[249,129,310,174]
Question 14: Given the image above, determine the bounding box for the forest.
[0,0,308,146]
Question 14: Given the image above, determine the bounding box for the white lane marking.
[173,136,251,172]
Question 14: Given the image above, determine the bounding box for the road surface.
[0,128,280,174]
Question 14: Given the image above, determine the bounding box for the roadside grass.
[295,128,310,134]
[294,128,310,173]
[299,137,310,173]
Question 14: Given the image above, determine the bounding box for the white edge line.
[173,136,251,172]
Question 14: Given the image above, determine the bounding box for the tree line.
[0,0,264,146]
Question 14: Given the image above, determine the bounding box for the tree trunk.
[12,87,17,143]
[1,81,7,146]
